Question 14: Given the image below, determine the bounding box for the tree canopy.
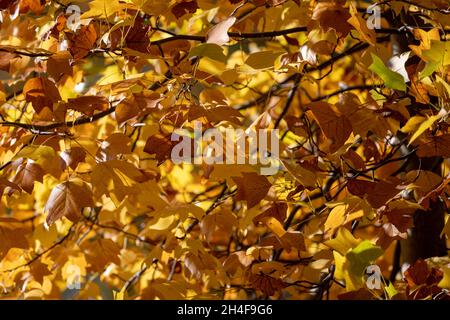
[0,0,449,300]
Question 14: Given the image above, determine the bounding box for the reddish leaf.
[171,0,198,19]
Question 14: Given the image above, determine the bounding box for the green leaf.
[369,53,406,91]
[420,41,450,79]
[188,43,227,62]
[346,240,383,277]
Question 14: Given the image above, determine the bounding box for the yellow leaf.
[408,114,442,145]
[245,51,283,69]
[148,215,176,231]
[401,115,426,133]
[113,289,125,300]
[81,0,125,19]
[261,216,286,238]
[385,282,398,299]
[324,227,360,256]
[347,3,376,46]
[438,267,450,289]
[324,204,347,233]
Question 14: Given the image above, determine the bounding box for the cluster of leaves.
[0,0,449,300]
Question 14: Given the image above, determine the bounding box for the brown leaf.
[144,133,179,164]
[45,179,94,225]
[171,0,198,19]
[223,251,254,275]
[19,0,45,14]
[307,101,352,153]
[184,251,217,279]
[348,179,399,208]
[81,238,120,272]
[405,259,434,287]
[188,105,243,124]
[0,217,30,259]
[47,51,72,81]
[67,96,108,116]
[253,202,287,225]
[311,1,351,37]
[0,0,16,10]
[115,100,140,126]
[11,159,44,194]
[96,133,131,161]
[376,222,407,250]
[67,23,97,59]
[0,176,20,197]
[249,273,287,296]
[232,172,271,208]
[418,174,450,209]
[200,209,237,245]
[115,94,162,126]
[23,77,61,113]
[343,149,366,170]
[404,260,446,299]
[30,261,51,284]
[0,51,18,73]
[347,179,376,198]
[416,134,450,158]
[61,147,86,170]
[124,15,151,53]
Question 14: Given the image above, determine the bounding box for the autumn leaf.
[232,172,271,208]
[67,23,98,60]
[67,96,109,117]
[171,0,198,19]
[45,179,94,225]
[188,43,227,62]
[0,218,29,259]
[347,3,376,46]
[81,238,120,272]
[11,159,44,194]
[144,133,180,164]
[47,51,72,81]
[61,147,86,170]
[23,77,61,113]
[0,0,449,301]
[81,0,125,19]
[200,209,237,245]
[307,101,352,153]
[245,51,283,70]
[253,202,287,225]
